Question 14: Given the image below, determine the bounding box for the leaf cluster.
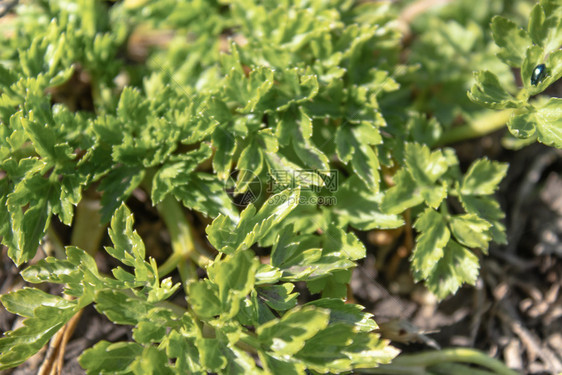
[0,0,559,373]
[469,0,562,148]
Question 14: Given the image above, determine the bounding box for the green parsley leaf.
[411,208,450,281]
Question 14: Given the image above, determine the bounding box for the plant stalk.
[156,195,198,290]
[238,331,261,354]
[46,226,66,258]
[359,348,518,375]
[429,362,498,375]
[437,109,512,146]
[70,196,106,256]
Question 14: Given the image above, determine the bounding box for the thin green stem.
[361,348,518,375]
[45,226,66,258]
[155,300,188,317]
[157,251,185,278]
[47,191,106,258]
[177,258,198,289]
[156,195,197,291]
[190,242,214,268]
[157,195,195,259]
[154,195,215,268]
[359,365,424,374]
[437,109,512,146]
[70,197,106,256]
[429,362,498,375]
[142,167,213,269]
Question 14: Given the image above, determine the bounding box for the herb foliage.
[0,0,559,373]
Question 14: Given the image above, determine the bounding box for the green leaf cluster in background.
[0,0,559,373]
[469,0,562,148]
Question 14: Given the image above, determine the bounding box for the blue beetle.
[531,64,547,86]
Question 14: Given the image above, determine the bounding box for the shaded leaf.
[257,284,298,311]
[381,169,424,214]
[207,189,300,254]
[426,241,480,300]
[491,16,532,67]
[257,306,330,356]
[449,214,492,251]
[460,159,508,195]
[468,70,520,109]
[79,341,143,375]
[411,208,450,281]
